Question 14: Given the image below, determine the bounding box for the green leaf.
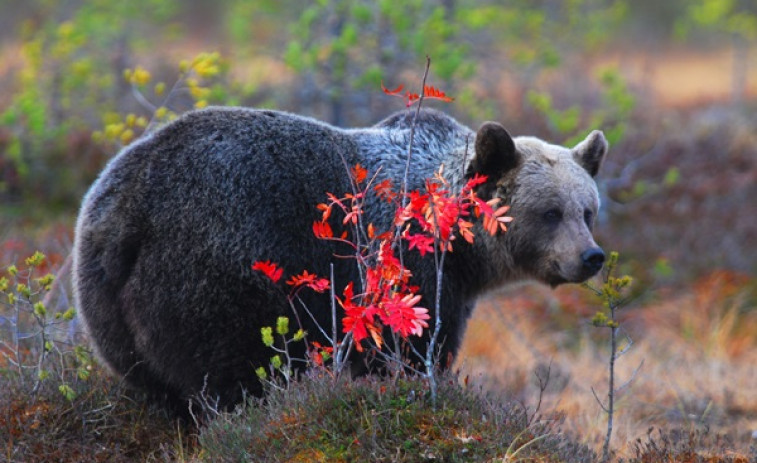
[34,302,47,318]
[255,366,267,380]
[276,316,289,336]
[17,283,31,298]
[663,167,680,187]
[35,273,56,290]
[284,41,304,72]
[77,368,91,381]
[59,384,77,401]
[654,258,674,278]
[25,251,46,267]
[261,326,274,347]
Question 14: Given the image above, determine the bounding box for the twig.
[591,386,610,413]
[400,56,431,208]
[616,359,645,393]
[131,84,157,114]
[528,360,552,426]
[396,56,432,274]
[601,322,618,462]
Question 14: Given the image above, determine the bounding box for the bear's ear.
[471,122,519,178]
[572,130,608,177]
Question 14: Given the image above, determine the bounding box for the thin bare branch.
[591,386,610,413]
[616,359,645,393]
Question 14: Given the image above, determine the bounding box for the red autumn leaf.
[308,278,330,292]
[377,240,409,284]
[405,233,435,256]
[380,292,429,338]
[396,190,430,226]
[457,219,475,244]
[471,196,494,218]
[404,92,420,107]
[423,84,454,103]
[364,266,383,297]
[326,192,347,212]
[483,201,513,235]
[310,341,334,367]
[423,194,459,242]
[343,203,362,225]
[351,164,368,184]
[462,173,489,192]
[313,220,334,239]
[383,81,454,107]
[252,260,283,283]
[342,312,369,344]
[286,270,330,293]
[381,81,404,96]
[340,283,381,350]
[316,202,332,221]
[373,179,396,202]
[374,230,393,241]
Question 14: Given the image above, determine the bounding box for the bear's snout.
[581,247,605,275]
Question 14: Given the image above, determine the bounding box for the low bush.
[199,370,595,462]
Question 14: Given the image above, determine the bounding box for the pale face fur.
[506,135,605,286]
[469,123,608,288]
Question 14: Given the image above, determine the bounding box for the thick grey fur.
[73,107,608,408]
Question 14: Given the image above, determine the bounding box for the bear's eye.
[543,208,562,223]
[584,209,594,226]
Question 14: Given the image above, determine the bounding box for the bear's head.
[468,122,608,287]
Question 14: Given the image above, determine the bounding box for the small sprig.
[584,251,640,463]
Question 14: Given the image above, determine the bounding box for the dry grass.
[457,271,757,460]
[0,368,194,463]
[197,371,596,462]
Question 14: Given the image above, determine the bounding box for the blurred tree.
[0,0,181,211]
[1,0,637,215]
[275,0,475,125]
[675,0,757,105]
[261,0,629,125]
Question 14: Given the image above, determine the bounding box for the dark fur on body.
[73,107,608,408]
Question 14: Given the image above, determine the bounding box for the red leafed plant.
[381,82,454,107]
[251,68,512,404]
[253,162,512,362]
[286,270,330,293]
[251,260,283,283]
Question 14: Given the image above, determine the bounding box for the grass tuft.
[620,427,755,463]
[198,370,595,462]
[0,367,194,463]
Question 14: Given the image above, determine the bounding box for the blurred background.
[0,0,755,456]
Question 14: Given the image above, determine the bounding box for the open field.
[1,1,756,460]
[459,276,757,458]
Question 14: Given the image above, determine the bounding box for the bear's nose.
[581,247,605,274]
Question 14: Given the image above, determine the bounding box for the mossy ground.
[197,371,595,462]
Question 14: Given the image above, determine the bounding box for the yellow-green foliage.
[527,67,635,146]
[0,252,92,401]
[257,316,310,385]
[588,251,633,328]
[93,51,229,149]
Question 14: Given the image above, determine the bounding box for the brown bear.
[73,107,607,409]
